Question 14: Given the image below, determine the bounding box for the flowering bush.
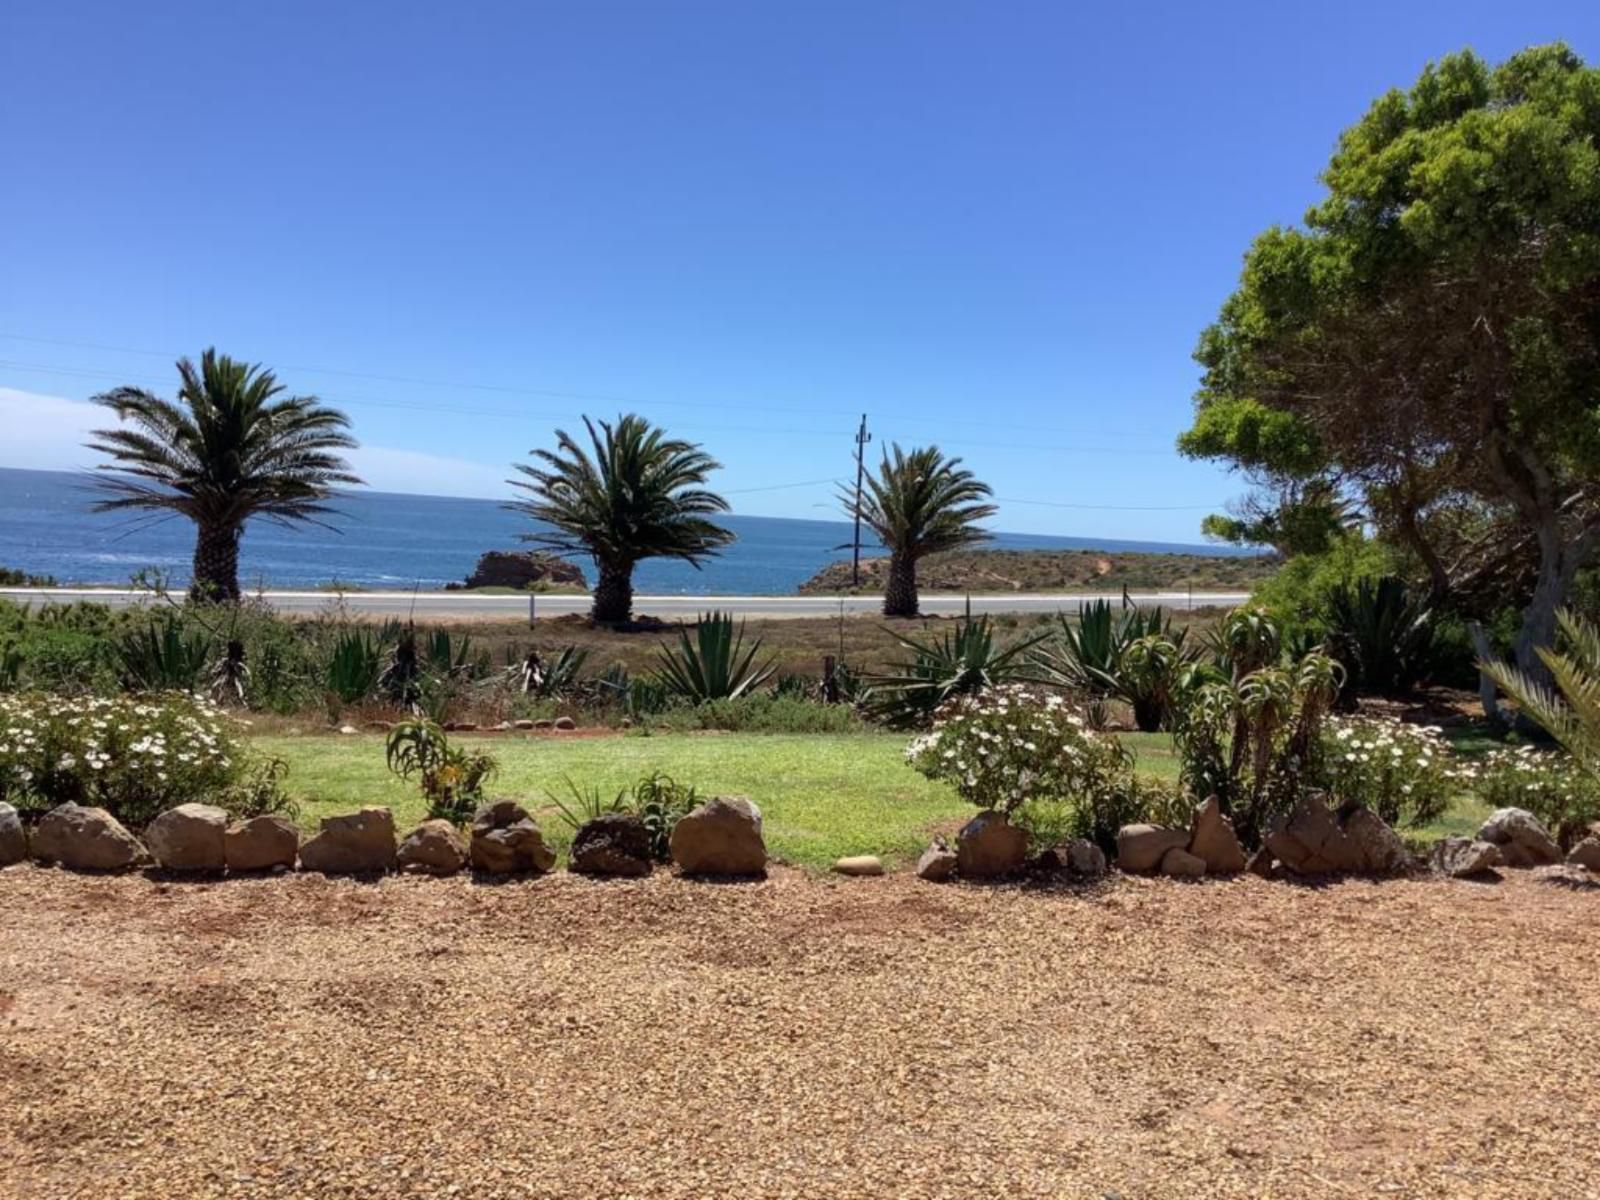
[1319,717,1463,828]
[906,687,1129,814]
[1469,745,1598,843]
[0,691,282,826]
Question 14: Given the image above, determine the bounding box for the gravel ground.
[2,865,1598,1200]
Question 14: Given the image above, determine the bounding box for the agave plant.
[1483,608,1600,776]
[1323,575,1437,696]
[652,612,777,703]
[864,607,1051,727]
[544,775,629,830]
[1034,600,1186,697]
[118,613,214,692]
[325,628,384,711]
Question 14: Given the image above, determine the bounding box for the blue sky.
[2,1,1594,542]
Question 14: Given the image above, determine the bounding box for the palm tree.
[509,414,734,625]
[87,350,361,602]
[844,444,996,618]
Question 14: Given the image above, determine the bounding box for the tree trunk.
[591,559,635,625]
[882,552,919,618]
[191,520,242,603]
[1511,520,1583,680]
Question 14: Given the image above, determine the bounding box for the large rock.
[455,550,586,591]
[1187,797,1246,874]
[397,819,469,876]
[0,802,26,866]
[32,803,146,871]
[299,807,397,875]
[1567,836,1600,872]
[1161,846,1207,878]
[470,800,556,874]
[225,814,299,871]
[1116,824,1190,874]
[916,841,958,882]
[1477,808,1562,868]
[1264,795,1366,875]
[145,803,228,871]
[956,811,1028,880]
[571,813,652,878]
[1341,806,1411,875]
[1430,837,1503,878]
[670,796,767,876]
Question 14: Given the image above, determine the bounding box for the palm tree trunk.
[591,559,634,625]
[191,520,242,602]
[883,552,919,618]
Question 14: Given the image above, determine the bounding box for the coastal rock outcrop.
[451,551,585,591]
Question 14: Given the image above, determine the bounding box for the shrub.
[118,613,213,692]
[1322,576,1440,697]
[1469,746,1599,844]
[1318,716,1459,828]
[384,718,498,825]
[0,691,261,825]
[905,686,1132,820]
[645,693,861,734]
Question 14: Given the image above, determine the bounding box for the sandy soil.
[2,865,1597,1199]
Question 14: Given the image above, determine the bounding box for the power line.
[0,330,1176,443]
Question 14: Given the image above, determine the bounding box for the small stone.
[470,800,556,874]
[512,719,536,731]
[299,807,397,875]
[670,796,766,877]
[1187,796,1246,874]
[1116,824,1190,874]
[397,820,469,875]
[553,716,577,732]
[1477,807,1562,868]
[1160,846,1207,878]
[956,811,1028,879]
[1566,836,1600,872]
[225,815,299,871]
[1065,838,1108,878]
[833,855,884,877]
[571,813,652,877]
[145,803,229,871]
[1430,836,1502,878]
[338,724,358,735]
[0,802,26,866]
[916,843,958,882]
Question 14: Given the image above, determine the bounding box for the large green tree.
[509,414,734,625]
[1179,44,1600,677]
[88,350,361,602]
[845,444,996,618]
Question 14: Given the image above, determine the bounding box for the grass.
[254,727,1493,870]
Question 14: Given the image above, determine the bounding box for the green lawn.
[253,729,1491,869]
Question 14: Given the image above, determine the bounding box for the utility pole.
[851,413,871,587]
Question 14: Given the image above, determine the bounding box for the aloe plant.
[652,611,776,703]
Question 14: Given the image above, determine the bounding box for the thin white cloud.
[0,385,511,499]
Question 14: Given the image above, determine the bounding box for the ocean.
[0,466,1253,594]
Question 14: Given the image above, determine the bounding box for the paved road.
[0,587,1250,619]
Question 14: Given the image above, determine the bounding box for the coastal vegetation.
[798,546,1277,594]
[88,349,361,602]
[842,444,997,617]
[508,414,734,625]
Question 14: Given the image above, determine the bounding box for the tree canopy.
[1179,43,1600,671]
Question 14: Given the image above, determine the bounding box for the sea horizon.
[0,465,1260,595]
